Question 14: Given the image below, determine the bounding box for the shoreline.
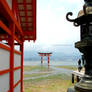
[23,65,74,92]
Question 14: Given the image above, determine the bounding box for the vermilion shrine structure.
[0,0,36,92]
[38,52,52,66]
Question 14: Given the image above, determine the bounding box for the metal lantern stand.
[66,0,92,92]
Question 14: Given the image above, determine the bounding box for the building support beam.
[20,42,24,92]
[9,23,15,92]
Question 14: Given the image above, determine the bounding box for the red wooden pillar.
[9,23,15,92]
[20,42,24,92]
[48,55,50,64]
[47,55,50,69]
[41,55,43,64]
[9,1,15,92]
[12,0,16,14]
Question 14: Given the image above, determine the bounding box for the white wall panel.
[14,83,20,92]
[14,53,21,67]
[0,43,21,92]
[0,48,10,70]
[0,73,9,92]
[14,69,21,85]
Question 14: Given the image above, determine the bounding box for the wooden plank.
[72,70,84,77]
[72,70,84,83]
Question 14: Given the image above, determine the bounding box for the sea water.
[24,60,77,66]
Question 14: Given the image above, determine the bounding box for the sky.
[24,0,84,51]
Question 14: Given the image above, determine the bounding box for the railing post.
[72,74,74,83]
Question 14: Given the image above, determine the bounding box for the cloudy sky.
[24,0,84,51]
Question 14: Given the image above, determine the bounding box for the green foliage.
[23,65,74,92]
[23,74,73,92]
[23,73,49,78]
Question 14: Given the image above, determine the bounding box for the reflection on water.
[24,60,77,66]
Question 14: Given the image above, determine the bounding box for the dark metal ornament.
[66,0,92,92]
[84,0,92,3]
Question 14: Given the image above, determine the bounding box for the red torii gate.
[38,52,52,65]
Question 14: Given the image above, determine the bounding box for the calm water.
[24,60,77,66]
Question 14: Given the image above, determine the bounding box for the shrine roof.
[16,0,36,41]
[0,0,36,42]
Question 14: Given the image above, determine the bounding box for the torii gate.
[38,52,52,67]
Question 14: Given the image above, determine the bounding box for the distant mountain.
[24,45,81,62]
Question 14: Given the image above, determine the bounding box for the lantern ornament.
[66,0,92,92]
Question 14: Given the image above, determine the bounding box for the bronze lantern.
[66,0,92,92]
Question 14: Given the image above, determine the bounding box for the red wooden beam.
[15,36,22,45]
[13,80,21,88]
[0,20,22,44]
[23,31,34,35]
[8,79,21,92]
[20,20,33,23]
[14,50,21,55]
[20,15,33,17]
[0,42,21,56]
[17,3,32,5]
[0,43,10,51]
[0,34,34,40]
[0,0,24,36]
[21,25,32,27]
[14,66,21,71]
[0,66,21,76]
[12,0,16,15]
[38,53,52,55]
[32,0,36,41]
[13,43,21,45]
[18,10,32,12]
[0,37,22,44]
[0,69,10,75]
[0,20,11,35]
[4,42,21,46]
